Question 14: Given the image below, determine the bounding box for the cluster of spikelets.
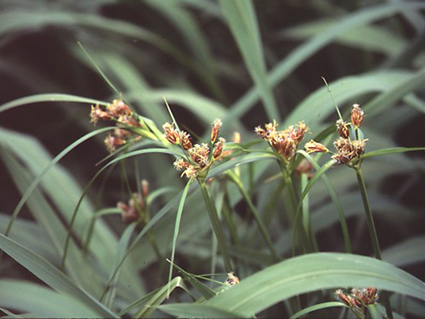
[90,99,142,152]
[255,121,309,161]
[90,99,367,174]
[335,287,378,316]
[116,180,150,224]
[304,104,367,165]
[163,119,228,180]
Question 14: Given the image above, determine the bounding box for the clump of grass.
[0,2,424,318]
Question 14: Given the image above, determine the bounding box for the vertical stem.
[355,166,393,319]
[227,171,279,262]
[278,161,313,253]
[199,181,232,272]
[355,167,381,259]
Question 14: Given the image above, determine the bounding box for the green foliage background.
[0,0,424,318]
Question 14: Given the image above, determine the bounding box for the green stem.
[227,171,280,262]
[355,166,393,319]
[278,160,313,253]
[355,167,381,259]
[198,180,232,272]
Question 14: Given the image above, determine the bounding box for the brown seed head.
[181,165,197,179]
[351,139,368,157]
[296,159,314,177]
[104,133,126,153]
[225,272,240,286]
[90,104,112,124]
[305,140,329,154]
[179,131,193,150]
[113,128,132,139]
[362,287,378,304]
[173,158,190,171]
[189,144,210,168]
[290,121,309,144]
[118,193,144,223]
[265,120,278,134]
[163,122,180,145]
[254,126,267,139]
[108,99,133,118]
[118,115,140,127]
[351,104,364,128]
[213,137,226,159]
[336,119,350,139]
[210,119,222,143]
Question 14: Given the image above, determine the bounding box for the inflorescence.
[90,99,142,152]
[163,119,228,180]
[255,120,309,161]
[335,287,379,317]
[304,104,368,166]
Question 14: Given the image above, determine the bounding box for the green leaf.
[224,2,425,122]
[168,261,216,300]
[168,179,192,294]
[0,280,107,318]
[0,234,118,318]
[290,301,348,319]
[382,236,425,267]
[0,93,108,114]
[202,253,425,316]
[158,303,246,318]
[135,277,188,318]
[361,147,425,159]
[219,0,278,120]
[283,18,405,56]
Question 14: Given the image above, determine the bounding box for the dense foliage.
[0,1,424,318]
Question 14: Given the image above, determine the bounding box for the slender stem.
[278,160,313,253]
[227,171,280,262]
[355,167,381,259]
[355,166,393,319]
[199,181,232,272]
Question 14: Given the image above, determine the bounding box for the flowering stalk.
[199,180,232,272]
[226,170,280,262]
[164,118,233,272]
[355,165,381,260]
[255,120,314,253]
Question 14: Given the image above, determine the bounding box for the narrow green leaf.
[368,304,383,319]
[224,2,425,122]
[2,127,114,237]
[290,301,348,319]
[203,253,425,316]
[0,280,105,318]
[297,151,351,253]
[361,147,425,159]
[169,261,216,300]
[219,0,278,120]
[0,93,107,114]
[102,223,138,307]
[0,234,118,318]
[283,18,405,56]
[158,303,246,318]
[168,180,193,293]
[135,277,188,318]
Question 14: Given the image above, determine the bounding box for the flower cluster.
[335,287,378,316]
[305,104,368,166]
[90,99,141,152]
[225,272,240,286]
[163,119,227,180]
[117,180,149,224]
[255,121,309,161]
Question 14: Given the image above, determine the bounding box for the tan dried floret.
[351,104,364,128]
